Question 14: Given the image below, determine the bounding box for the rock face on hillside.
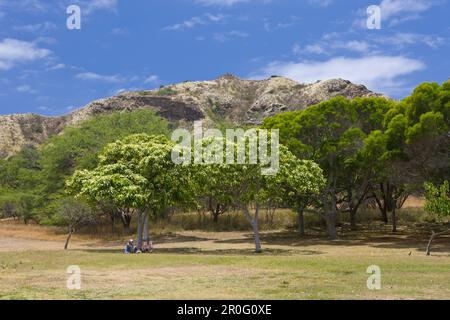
[0,75,384,157]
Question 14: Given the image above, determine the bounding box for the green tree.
[67,134,194,250]
[424,181,450,255]
[58,198,96,250]
[226,134,324,252]
[384,80,449,184]
[264,97,393,238]
[379,80,450,231]
[190,138,236,223]
[425,181,450,219]
[41,109,170,194]
[268,148,326,237]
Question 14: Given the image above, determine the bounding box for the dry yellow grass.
[0,221,449,300]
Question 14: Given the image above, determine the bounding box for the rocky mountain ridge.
[0,75,384,157]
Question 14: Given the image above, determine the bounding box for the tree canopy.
[263,80,450,236]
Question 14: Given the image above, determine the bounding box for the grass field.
[0,215,449,300]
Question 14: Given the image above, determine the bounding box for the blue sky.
[0,0,449,115]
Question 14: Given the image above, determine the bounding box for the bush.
[156,88,177,96]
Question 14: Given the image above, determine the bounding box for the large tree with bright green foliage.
[263,96,394,237]
[67,134,195,250]
[191,134,325,252]
[267,146,326,237]
[264,80,450,236]
[378,80,450,231]
[189,138,237,223]
[384,81,450,185]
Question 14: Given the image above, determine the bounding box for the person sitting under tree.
[124,239,137,254]
[142,238,153,253]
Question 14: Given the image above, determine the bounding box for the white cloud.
[263,15,300,32]
[304,44,327,55]
[0,38,51,70]
[0,0,47,13]
[194,0,331,6]
[213,30,250,42]
[308,0,334,7]
[38,105,51,111]
[111,28,128,35]
[194,0,269,6]
[13,22,57,33]
[373,32,445,49]
[294,33,373,56]
[17,85,37,94]
[337,40,371,53]
[76,72,159,86]
[379,0,434,20]
[250,55,425,96]
[76,0,118,15]
[355,0,436,27]
[47,63,66,71]
[293,30,443,58]
[163,13,227,31]
[144,75,160,84]
[292,44,302,55]
[75,72,124,83]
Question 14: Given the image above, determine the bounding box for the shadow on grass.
[74,222,450,256]
[82,233,211,249]
[215,227,450,255]
[75,247,325,256]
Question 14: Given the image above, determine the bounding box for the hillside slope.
[0,75,383,157]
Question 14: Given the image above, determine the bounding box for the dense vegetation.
[264,80,449,238]
[66,134,325,252]
[0,81,449,252]
[0,110,170,225]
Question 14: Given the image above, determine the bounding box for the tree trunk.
[251,220,262,253]
[212,211,219,223]
[143,212,151,245]
[350,208,357,231]
[64,227,74,250]
[374,183,389,223]
[426,229,450,256]
[297,209,305,237]
[325,215,337,240]
[381,205,388,223]
[136,210,145,250]
[121,210,132,231]
[110,215,115,233]
[322,193,338,240]
[426,231,437,256]
[243,205,262,253]
[391,208,397,233]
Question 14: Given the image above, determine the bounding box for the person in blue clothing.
[124,239,137,254]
